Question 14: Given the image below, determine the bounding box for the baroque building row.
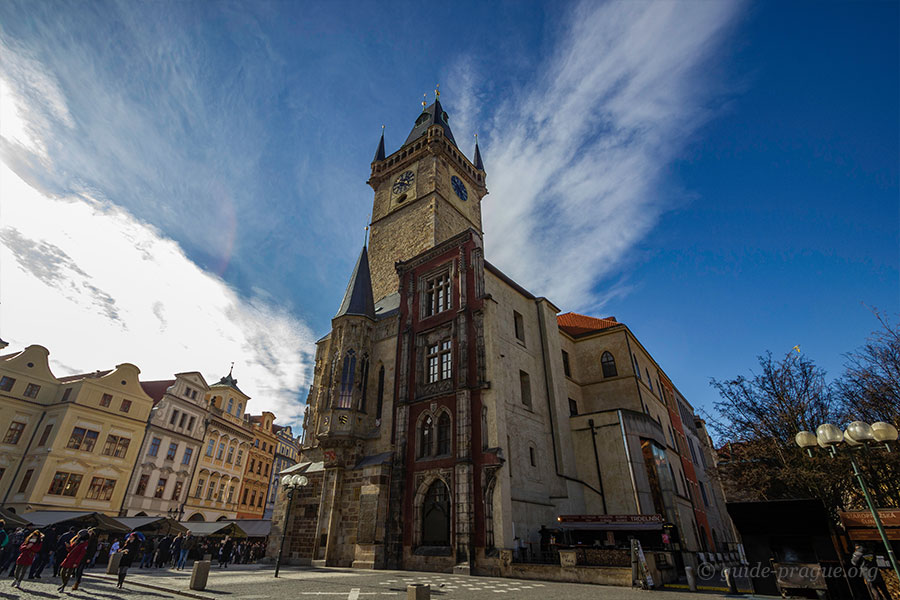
[0,346,301,522]
[269,94,739,576]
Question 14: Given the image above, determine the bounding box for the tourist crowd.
[0,518,269,591]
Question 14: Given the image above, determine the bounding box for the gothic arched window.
[484,477,496,550]
[418,415,433,458]
[422,480,450,546]
[338,350,356,409]
[601,351,617,378]
[359,355,370,413]
[376,366,385,419]
[436,412,451,456]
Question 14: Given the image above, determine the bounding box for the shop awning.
[21,511,130,533]
[115,516,187,534]
[0,507,31,528]
[222,520,271,538]
[179,521,247,537]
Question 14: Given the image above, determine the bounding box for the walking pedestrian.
[58,531,89,593]
[4,528,25,576]
[71,528,97,591]
[218,536,234,569]
[116,533,141,589]
[177,533,195,570]
[170,534,183,568]
[11,530,42,589]
[140,537,155,569]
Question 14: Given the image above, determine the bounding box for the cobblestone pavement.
[0,566,769,600]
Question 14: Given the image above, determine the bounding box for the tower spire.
[473,133,484,171]
[335,246,376,320]
[373,125,386,162]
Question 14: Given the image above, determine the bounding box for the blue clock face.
[393,170,414,194]
[451,175,468,201]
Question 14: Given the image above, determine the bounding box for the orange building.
[236,411,277,519]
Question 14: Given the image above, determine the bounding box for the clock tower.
[367,95,487,303]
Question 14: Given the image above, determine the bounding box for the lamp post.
[274,473,308,578]
[795,420,900,585]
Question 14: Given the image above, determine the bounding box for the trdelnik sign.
[840,510,900,541]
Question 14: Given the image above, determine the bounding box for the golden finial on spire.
[422,93,427,111]
[435,83,440,100]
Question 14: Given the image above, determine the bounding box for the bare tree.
[709,351,853,518]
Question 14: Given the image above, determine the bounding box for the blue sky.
[0,0,896,429]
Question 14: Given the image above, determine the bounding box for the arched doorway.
[216,515,228,522]
[422,479,450,546]
[187,513,205,522]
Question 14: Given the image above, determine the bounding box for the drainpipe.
[2,411,45,505]
[587,419,608,514]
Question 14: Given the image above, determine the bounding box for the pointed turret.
[373,126,386,162]
[335,246,376,320]
[473,134,485,171]
[404,99,457,149]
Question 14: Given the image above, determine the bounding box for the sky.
[0,0,897,430]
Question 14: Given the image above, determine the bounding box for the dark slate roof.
[374,292,400,320]
[373,128,386,162]
[335,246,376,320]
[211,367,247,396]
[474,138,485,171]
[403,99,457,149]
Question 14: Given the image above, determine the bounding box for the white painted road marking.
[348,589,361,600]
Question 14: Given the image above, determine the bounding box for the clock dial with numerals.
[392,170,415,194]
[451,175,468,201]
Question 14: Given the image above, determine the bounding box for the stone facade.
[272,96,738,576]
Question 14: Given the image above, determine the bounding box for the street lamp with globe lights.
[274,473,308,578]
[795,420,900,584]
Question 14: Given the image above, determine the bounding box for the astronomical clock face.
[392,170,415,195]
[451,175,468,201]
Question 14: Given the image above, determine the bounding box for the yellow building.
[237,412,276,519]
[183,369,254,522]
[0,345,153,516]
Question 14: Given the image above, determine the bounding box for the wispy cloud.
[0,162,315,423]
[474,1,743,312]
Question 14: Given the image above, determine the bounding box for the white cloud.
[0,161,315,424]
[480,1,742,312]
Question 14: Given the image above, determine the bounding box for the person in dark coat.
[117,533,141,589]
[218,537,234,568]
[155,535,171,568]
[140,537,155,568]
[12,530,42,589]
[170,534,183,568]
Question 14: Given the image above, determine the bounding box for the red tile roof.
[557,312,620,336]
[140,379,176,406]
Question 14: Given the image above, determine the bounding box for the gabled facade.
[264,424,300,519]
[237,412,277,519]
[0,345,152,516]
[123,372,210,517]
[183,369,254,521]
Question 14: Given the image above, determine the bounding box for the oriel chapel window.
[337,350,356,409]
[427,340,452,384]
[424,273,451,317]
